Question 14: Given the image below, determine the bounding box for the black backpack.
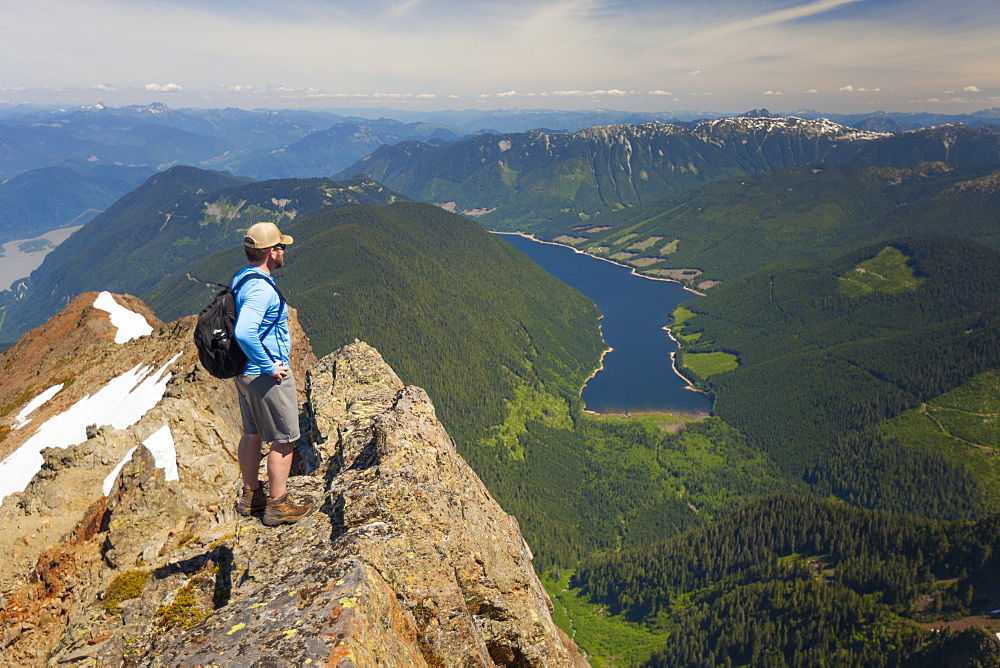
[193,273,285,379]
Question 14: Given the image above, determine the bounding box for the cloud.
[386,0,422,18]
[290,91,437,100]
[918,95,1000,105]
[804,89,819,94]
[144,83,183,92]
[541,89,631,96]
[647,90,673,96]
[963,85,982,92]
[487,89,641,98]
[700,0,867,40]
[840,85,881,92]
[763,90,783,95]
[687,70,702,76]
[90,83,117,92]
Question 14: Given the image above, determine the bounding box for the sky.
[1,0,998,115]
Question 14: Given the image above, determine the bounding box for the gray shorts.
[234,373,301,443]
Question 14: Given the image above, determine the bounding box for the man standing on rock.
[232,221,312,526]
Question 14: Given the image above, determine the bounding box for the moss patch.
[156,581,209,630]
[103,570,151,614]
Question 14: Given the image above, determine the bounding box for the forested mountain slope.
[0,167,402,341]
[338,118,1000,230]
[672,237,1000,504]
[574,494,1000,666]
[534,162,1000,290]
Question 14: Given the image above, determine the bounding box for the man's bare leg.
[267,440,295,499]
[237,433,264,491]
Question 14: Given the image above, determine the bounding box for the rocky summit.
[0,295,584,666]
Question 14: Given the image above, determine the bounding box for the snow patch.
[102,446,137,496]
[100,425,178,496]
[0,352,182,501]
[693,116,889,141]
[13,384,64,430]
[142,425,178,482]
[93,291,153,343]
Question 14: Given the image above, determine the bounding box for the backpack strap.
[232,273,286,364]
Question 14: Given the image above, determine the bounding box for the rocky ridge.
[0,295,582,665]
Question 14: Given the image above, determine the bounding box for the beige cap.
[244,222,293,249]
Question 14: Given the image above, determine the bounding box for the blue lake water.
[500,234,713,417]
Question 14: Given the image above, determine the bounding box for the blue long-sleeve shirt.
[232,266,289,376]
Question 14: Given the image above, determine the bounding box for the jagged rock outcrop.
[0,297,583,665]
[148,342,584,666]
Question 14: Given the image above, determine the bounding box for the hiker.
[232,221,312,526]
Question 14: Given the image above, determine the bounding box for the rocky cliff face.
[0,294,583,666]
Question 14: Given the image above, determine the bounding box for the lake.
[499,233,713,417]
[0,226,82,291]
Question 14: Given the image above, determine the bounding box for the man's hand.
[269,363,290,382]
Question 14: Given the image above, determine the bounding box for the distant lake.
[499,234,713,417]
[0,226,82,291]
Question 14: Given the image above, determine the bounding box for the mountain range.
[337,118,1000,230]
[2,102,998,243]
[0,104,458,241]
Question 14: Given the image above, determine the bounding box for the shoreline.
[663,325,711,397]
[493,231,707,297]
[579,317,613,395]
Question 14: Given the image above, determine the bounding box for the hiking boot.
[235,484,267,516]
[262,493,313,526]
